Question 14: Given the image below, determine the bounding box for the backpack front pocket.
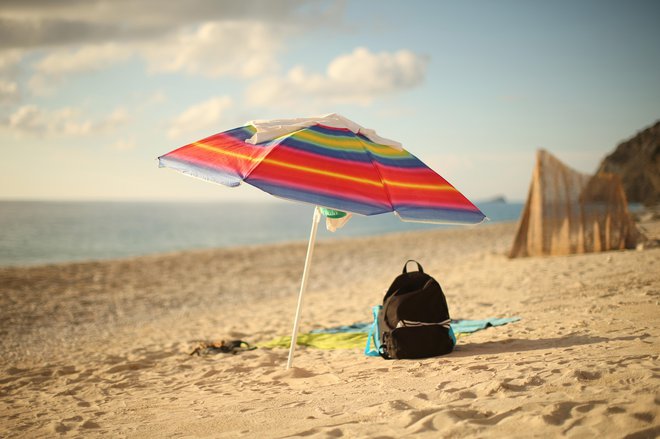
[385,324,454,359]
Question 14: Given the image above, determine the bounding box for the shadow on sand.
[450,334,650,358]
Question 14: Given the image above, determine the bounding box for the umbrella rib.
[358,138,396,211]
[193,141,383,187]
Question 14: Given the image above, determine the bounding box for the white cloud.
[6,104,129,137]
[96,107,130,131]
[143,21,282,79]
[0,49,24,103]
[167,96,233,139]
[145,90,167,106]
[327,47,428,93]
[246,47,428,109]
[35,43,131,76]
[28,43,131,95]
[0,79,19,104]
[0,1,344,96]
[0,50,23,73]
[9,105,90,136]
[0,1,330,50]
[112,137,137,151]
[22,19,287,95]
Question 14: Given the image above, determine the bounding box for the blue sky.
[1,0,658,202]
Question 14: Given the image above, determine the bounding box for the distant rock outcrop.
[597,120,660,206]
[481,195,507,204]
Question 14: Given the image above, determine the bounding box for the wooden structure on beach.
[509,149,641,258]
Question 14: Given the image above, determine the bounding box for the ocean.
[0,200,523,267]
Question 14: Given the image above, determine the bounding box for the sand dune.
[1,220,659,438]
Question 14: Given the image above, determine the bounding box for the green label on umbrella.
[319,207,347,219]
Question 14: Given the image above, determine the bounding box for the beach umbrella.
[158,113,486,368]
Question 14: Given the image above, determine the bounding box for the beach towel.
[259,317,520,351]
[450,317,521,334]
[309,322,373,334]
[258,333,369,350]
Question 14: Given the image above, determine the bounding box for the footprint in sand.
[267,367,343,390]
[105,361,154,374]
[573,370,602,381]
[468,364,492,371]
[51,422,71,434]
[541,400,604,426]
[402,405,522,434]
[80,420,101,429]
[291,422,359,438]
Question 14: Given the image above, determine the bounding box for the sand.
[1,219,659,438]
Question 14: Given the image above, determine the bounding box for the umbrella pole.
[286,206,322,369]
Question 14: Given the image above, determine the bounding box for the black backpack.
[378,260,454,359]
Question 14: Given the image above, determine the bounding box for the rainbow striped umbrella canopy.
[158,115,485,225]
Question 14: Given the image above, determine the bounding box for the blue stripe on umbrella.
[247,178,391,216]
[395,205,487,224]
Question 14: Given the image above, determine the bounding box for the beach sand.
[1,219,659,438]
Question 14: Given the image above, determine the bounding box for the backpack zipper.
[396,319,451,329]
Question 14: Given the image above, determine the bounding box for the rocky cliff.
[597,120,660,206]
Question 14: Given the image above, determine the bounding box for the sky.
[1,0,659,203]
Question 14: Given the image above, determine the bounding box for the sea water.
[0,200,523,267]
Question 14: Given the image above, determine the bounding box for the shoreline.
[0,200,526,268]
[0,219,515,270]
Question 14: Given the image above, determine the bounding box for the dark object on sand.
[189,340,255,356]
[378,260,454,359]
